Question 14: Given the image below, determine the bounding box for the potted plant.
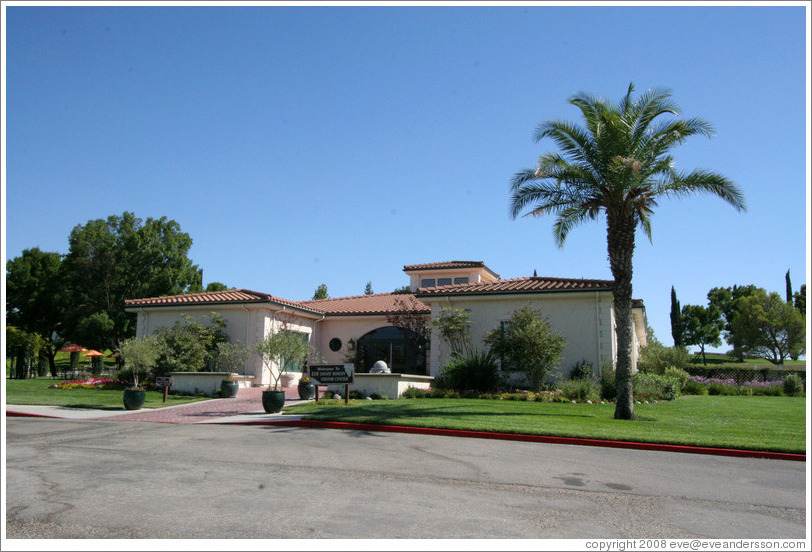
[297,375,316,400]
[214,341,250,398]
[117,335,160,410]
[255,329,311,413]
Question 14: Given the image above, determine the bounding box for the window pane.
[421,279,436,287]
[437,278,452,286]
[453,277,469,285]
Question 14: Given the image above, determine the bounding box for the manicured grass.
[285,395,807,453]
[4,378,212,410]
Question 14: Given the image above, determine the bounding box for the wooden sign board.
[155,377,174,387]
[309,364,354,385]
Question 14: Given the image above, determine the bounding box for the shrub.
[438,349,500,391]
[783,373,805,397]
[599,362,617,401]
[401,387,429,399]
[569,360,594,380]
[559,378,600,402]
[663,367,691,391]
[637,342,691,374]
[682,380,709,395]
[349,390,366,400]
[633,372,681,401]
[740,380,784,396]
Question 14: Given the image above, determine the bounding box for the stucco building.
[124,260,647,388]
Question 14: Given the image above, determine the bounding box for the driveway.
[4,417,806,540]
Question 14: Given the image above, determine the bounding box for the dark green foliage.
[599,363,617,401]
[438,349,500,392]
[794,284,806,315]
[568,359,593,380]
[484,307,566,391]
[707,284,762,360]
[312,284,329,300]
[785,270,793,303]
[61,212,199,352]
[670,286,684,347]
[683,380,709,395]
[731,290,805,364]
[681,303,724,364]
[364,281,374,295]
[782,373,805,397]
[154,313,228,375]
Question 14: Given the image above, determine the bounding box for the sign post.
[308,364,354,405]
[155,377,174,403]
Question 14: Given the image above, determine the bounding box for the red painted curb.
[226,419,806,462]
[6,411,60,419]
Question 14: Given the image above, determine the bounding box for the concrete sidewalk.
[6,386,308,424]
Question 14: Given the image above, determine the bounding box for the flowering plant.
[299,376,312,384]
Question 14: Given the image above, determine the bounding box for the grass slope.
[286,396,806,453]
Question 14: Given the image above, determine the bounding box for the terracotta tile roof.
[415,276,615,296]
[124,289,310,311]
[299,292,430,316]
[125,289,431,316]
[403,261,486,271]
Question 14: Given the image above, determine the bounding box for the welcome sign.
[309,364,354,385]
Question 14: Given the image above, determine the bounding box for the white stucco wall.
[129,304,320,387]
[313,316,396,365]
[423,291,616,383]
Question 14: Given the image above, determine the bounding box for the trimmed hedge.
[685,365,805,385]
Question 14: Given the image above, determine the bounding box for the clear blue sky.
[3,2,809,353]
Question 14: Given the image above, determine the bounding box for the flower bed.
[687,376,787,396]
[52,377,128,390]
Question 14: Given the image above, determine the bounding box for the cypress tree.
[785,270,793,303]
[670,286,684,347]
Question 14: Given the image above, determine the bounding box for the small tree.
[312,284,329,300]
[117,335,160,389]
[364,281,374,295]
[214,341,251,373]
[681,303,724,365]
[785,270,793,303]
[432,307,472,358]
[255,328,312,391]
[484,307,567,391]
[731,290,805,365]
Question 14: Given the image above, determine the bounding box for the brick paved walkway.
[95,386,302,424]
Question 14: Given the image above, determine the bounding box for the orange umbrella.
[83,350,104,357]
[59,344,87,353]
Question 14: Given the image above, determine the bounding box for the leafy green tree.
[670,286,684,347]
[707,284,761,360]
[794,284,806,315]
[312,283,329,300]
[432,307,472,358]
[364,281,374,295]
[5,248,67,376]
[680,304,724,365]
[731,290,805,365]
[509,83,745,419]
[255,329,312,391]
[61,212,199,352]
[153,313,227,374]
[117,335,161,389]
[205,282,230,292]
[484,307,567,391]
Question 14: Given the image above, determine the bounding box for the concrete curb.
[220,419,807,462]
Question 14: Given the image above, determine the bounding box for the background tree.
[6,248,67,376]
[60,212,199,353]
[794,284,806,315]
[204,282,230,292]
[484,307,567,391]
[731,290,805,365]
[680,304,724,365]
[364,281,374,295]
[312,283,329,300]
[431,307,472,358]
[670,286,684,347]
[785,270,793,303]
[509,83,745,419]
[707,284,761,360]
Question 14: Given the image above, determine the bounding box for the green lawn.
[4,378,212,410]
[285,395,807,453]
[693,352,805,367]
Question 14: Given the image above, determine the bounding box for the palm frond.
[655,170,747,212]
[552,206,597,248]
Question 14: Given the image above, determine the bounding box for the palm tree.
[509,83,746,420]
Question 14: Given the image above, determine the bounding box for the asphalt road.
[4,418,807,541]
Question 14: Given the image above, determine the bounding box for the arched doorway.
[356,326,427,375]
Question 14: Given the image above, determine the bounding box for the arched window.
[355,326,427,375]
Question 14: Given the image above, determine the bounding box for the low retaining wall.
[326,373,434,399]
[169,372,254,396]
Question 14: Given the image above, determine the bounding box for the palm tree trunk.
[607,213,637,421]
